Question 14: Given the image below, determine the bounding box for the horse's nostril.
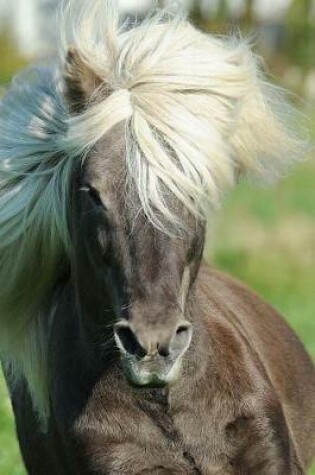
[115,321,192,361]
[174,322,193,354]
[158,344,170,358]
[115,325,146,358]
[176,324,191,335]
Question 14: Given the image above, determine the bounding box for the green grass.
[0,34,26,86]
[0,377,26,475]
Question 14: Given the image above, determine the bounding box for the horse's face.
[72,122,205,387]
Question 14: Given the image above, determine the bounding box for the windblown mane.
[0,0,307,425]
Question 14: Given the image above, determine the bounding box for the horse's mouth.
[127,374,168,389]
[121,356,182,388]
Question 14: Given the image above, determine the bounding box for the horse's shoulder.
[196,262,275,315]
[196,261,309,358]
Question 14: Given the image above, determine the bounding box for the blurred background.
[0,1,314,474]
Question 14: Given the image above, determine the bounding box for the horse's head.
[63,3,304,388]
[71,119,205,387]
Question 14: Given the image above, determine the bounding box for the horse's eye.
[80,185,106,209]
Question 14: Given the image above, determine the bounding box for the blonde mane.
[0,0,307,425]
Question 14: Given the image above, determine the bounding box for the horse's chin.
[127,375,168,389]
[121,356,183,388]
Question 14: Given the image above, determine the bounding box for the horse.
[0,1,314,473]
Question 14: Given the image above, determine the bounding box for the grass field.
[0,57,314,472]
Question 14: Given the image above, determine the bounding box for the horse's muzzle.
[114,320,193,387]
